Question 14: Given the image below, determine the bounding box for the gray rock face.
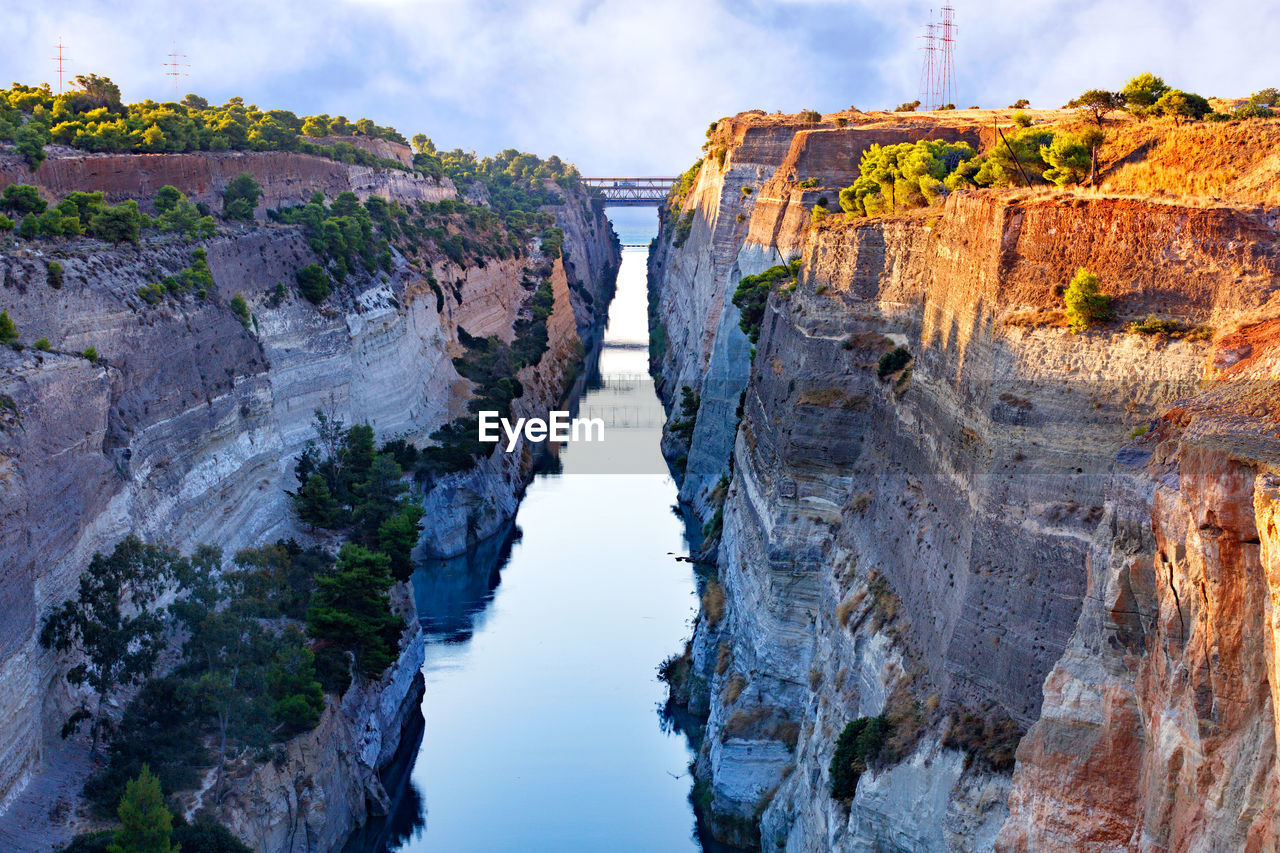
[0,157,619,849]
[652,117,1278,850]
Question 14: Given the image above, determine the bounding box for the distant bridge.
[582,177,676,206]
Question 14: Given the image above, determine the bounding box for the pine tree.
[1064,268,1111,333]
[294,473,343,528]
[107,765,177,853]
[0,310,17,345]
[306,543,400,679]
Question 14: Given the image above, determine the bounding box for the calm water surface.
[359,230,711,852]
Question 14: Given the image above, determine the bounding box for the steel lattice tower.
[938,5,957,109]
[918,11,937,109]
[52,38,68,94]
[163,44,189,99]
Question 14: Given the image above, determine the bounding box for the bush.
[829,716,892,799]
[222,172,262,221]
[172,819,253,853]
[34,337,50,351]
[810,203,829,223]
[1127,315,1180,335]
[88,200,143,243]
[1009,98,1030,109]
[0,214,12,231]
[1012,110,1032,127]
[152,185,182,214]
[732,261,800,344]
[1063,268,1111,332]
[895,100,920,112]
[137,283,165,305]
[877,346,911,379]
[800,109,821,122]
[296,264,331,304]
[1121,72,1170,111]
[0,183,46,216]
[0,310,17,345]
[229,293,251,328]
[82,345,98,362]
[47,260,63,288]
[1155,89,1211,124]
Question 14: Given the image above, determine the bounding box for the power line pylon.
[917,10,937,110]
[163,43,189,100]
[52,38,69,94]
[937,5,957,109]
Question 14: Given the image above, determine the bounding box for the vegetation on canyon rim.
[4,71,601,847]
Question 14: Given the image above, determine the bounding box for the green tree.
[0,214,13,231]
[377,503,425,582]
[0,183,47,216]
[295,264,331,304]
[83,345,99,362]
[222,172,261,221]
[1121,72,1170,112]
[0,310,17,344]
[88,200,143,243]
[266,642,325,732]
[1009,98,1030,109]
[306,543,400,680]
[40,537,179,754]
[294,473,343,528]
[47,260,64,288]
[1064,268,1111,332]
[829,716,892,800]
[107,765,176,853]
[1155,89,1211,125]
[1070,89,1123,126]
[1249,87,1280,107]
[1041,133,1092,186]
[229,293,251,328]
[152,185,183,214]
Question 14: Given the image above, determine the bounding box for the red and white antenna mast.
[938,5,957,108]
[52,38,69,94]
[163,43,189,99]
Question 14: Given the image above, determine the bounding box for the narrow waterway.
[353,223,714,851]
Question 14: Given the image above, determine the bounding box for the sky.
[5,0,1279,176]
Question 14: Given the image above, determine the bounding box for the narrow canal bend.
[352,221,715,852]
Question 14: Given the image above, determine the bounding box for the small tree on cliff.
[40,537,180,754]
[222,172,262,221]
[1063,268,1111,333]
[1069,89,1123,126]
[306,543,400,681]
[0,310,17,345]
[108,765,177,853]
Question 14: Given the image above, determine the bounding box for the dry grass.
[702,578,725,627]
[721,706,801,749]
[1099,118,1280,206]
[1003,308,1069,329]
[715,641,733,676]
[722,673,747,705]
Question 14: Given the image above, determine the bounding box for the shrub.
[0,310,17,345]
[222,172,262,221]
[47,260,63,288]
[877,346,911,379]
[1009,98,1030,109]
[34,337,50,351]
[732,261,800,344]
[296,264,331,304]
[1235,102,1275,119]
[1127,314,1180,335]
[229,293,251,328]
[943,710,1022,772]
[87,200,143,243]
[152,185,183,214]
[82,346,98,362]
[306,543,401,680]
[1155,89,1211,125]
[810,203,829,223]
[137,283,165,305]
[838,138,979,216]
[0,183,47,216]
[829,716,892,799]
[0,214,12,231]
[1012,110,1032,127]
[1069,89,1123,126]
[1121,72,1171,111]
[172,819,253,853]
[895,100,921,112]
[672,210,694,247]
[797,177,820,189]
[1063,268,1111,332]
[800,109,821,122]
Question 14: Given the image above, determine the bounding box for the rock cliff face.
[651,111,1280,850]
[0,148,618,848]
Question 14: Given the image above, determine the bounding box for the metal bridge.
[582,177,677,206]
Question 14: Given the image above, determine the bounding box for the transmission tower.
[917,11,937,110]
[163,43,189,99]
[52,38,68,94]
[938,5,957,109]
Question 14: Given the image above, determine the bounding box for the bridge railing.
[582,177,678,207]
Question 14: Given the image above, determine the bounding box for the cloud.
[3,0,1279,174]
